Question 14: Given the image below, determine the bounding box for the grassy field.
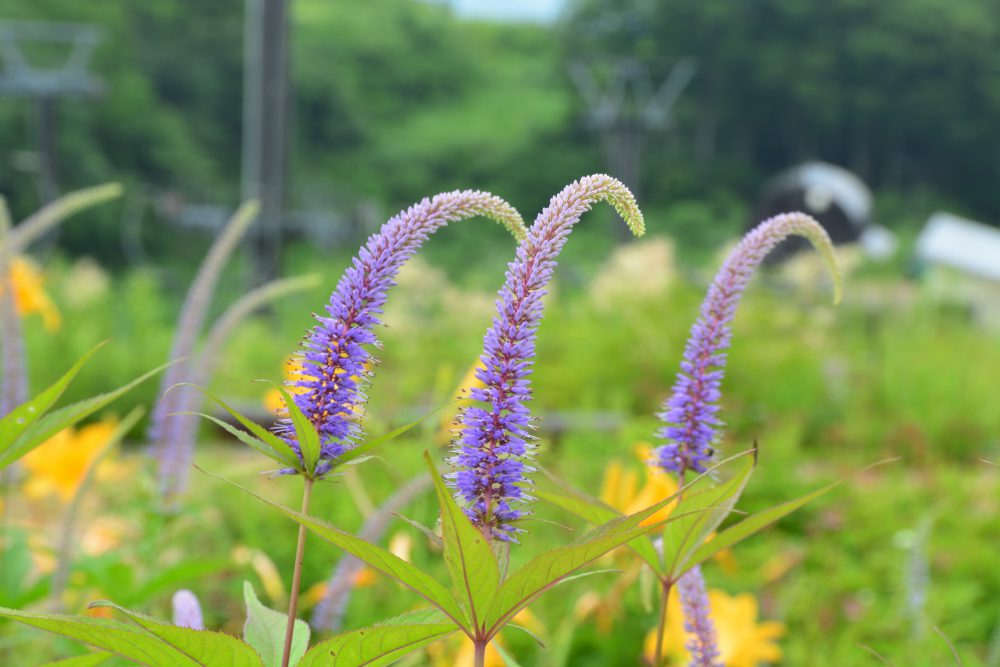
[2,227,999,666]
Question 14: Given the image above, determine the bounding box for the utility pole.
[242,0,290,282]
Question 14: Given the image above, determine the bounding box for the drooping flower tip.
[281,190,525,475]
[450,174,644,541]
[654,211,840,475]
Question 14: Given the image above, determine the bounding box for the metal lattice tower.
[570,57,695,240]
[0,21,104,206]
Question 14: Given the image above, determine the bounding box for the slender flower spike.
[282,192,525,476]
[677,569,722,667]
[654,212,840,475]
[450,174,644,542]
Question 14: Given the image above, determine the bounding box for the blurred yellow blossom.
[264,355,367,419]
[2,256,61,331]
[233,546,285,605]
[644,587,785,666]
[21,419,118,502]
[263,356,309,414]
[352,531,414,589]
[600,443,679,527]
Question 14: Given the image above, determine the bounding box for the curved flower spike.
[655,211,841,476]
[282,191,526,475]
[451,174,645,542]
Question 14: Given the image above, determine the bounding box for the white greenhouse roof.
[916,212,1000,283]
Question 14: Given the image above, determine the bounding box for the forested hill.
[2,0,999,253]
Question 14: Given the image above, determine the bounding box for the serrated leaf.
[298,616,456,667]
[0,605,258,666]
[39,653,113,667]
[243,581,310,667]
[182,384,302,472]
[487,486,686,637]
[424,452,500,633]
[274,385,320,476]
[336,402,453,468]
[89,600,264,665]
[662,453,755,580]
[0,358,171,468]
[201,468,469,632]
[0,343,103,461]
[537,477,664,575]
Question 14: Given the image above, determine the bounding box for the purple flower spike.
[677,568,722,667]
[171,589,205,631]
[280,192,525,475]
[655,212,840,475]
[450,175,644,542]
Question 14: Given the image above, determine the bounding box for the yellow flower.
[21,419,118,502]
[600,443,679,527]
[233,546,285,605]
[2,257,61,331]
[263,357,309,414]
[644,587,785,667]
[263,356,367,418]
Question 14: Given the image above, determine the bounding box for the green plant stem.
[281,478,314,667]
[474,639,487,667]
[653,578,672,666]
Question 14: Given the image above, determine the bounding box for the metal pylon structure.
[569,57,695,239]
[0,21,104,205]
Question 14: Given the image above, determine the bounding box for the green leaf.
[200,468,469,631]
[38,653,113,666]
[537,471,664,575]
[180,412,296,471]
[487,486,685,637]
[182,384,302,472]
[424,451,501,633]
[274,385,321,476]
[0,358,171,468]
[336,402,454,468]
[684,459,896,570]
[662,452,755,580]
[0,605,260,666]
[89,600,264,665]
[0,343,103,461]
[243,581,310,667]
[297,610,457,667]
[494,643,525,667]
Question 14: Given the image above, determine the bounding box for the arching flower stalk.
[450,174,644,543]
[273,191,524,667]
[280,191,526,476]
[650,211,840,667]
[655,212,841,476]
